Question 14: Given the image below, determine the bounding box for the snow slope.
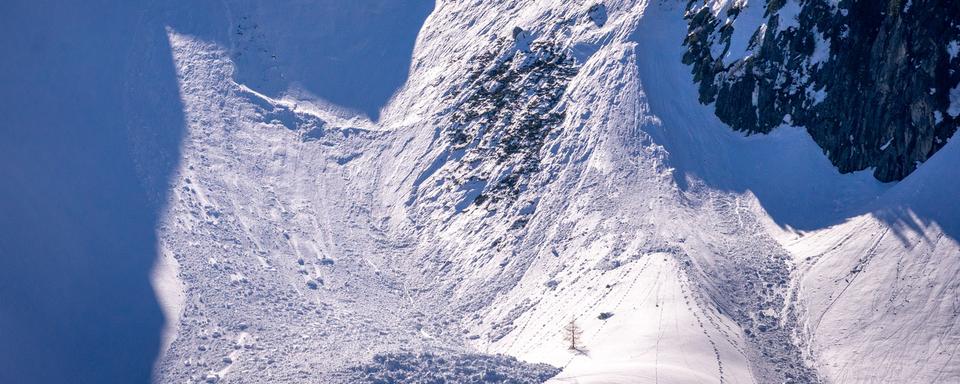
[781,134,960,383]
[141,0,960,383]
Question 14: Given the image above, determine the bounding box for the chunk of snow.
[809,27,831,67]
[775,0,802,32]
[949,85,960,118]
[810,86,827,105]
[880,138,893,151]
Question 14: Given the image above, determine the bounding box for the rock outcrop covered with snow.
[333,352,560,383]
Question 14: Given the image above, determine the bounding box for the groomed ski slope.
[150,1,960,383]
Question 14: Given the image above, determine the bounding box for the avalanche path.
[148,1,960,383]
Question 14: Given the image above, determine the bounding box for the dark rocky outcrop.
[683,0,960,181]
[334,351,560,383]
[443,37,578,209]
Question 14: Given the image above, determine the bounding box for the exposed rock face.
[441,37,578,211]
[683,0,960,181]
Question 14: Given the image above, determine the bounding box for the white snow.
[810,85,828,105]
[150,249,185,365]
[774,0,803,32]
[880,137,893,151]
[145,1,960,383]
[809,27,832,67]
[720,0,767,66]
[774,133,960,382]
[949,84,960,118]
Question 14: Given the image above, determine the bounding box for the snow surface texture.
[143,1,960,383]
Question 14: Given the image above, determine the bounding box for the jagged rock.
[683,0,960,181]
[442,38,578,210]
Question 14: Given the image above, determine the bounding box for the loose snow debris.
[333,352,559,383]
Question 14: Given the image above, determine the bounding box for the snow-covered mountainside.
[7,0,956,383]
[142,1,960,383]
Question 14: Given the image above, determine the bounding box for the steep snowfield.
[148,1,960,383]
[156,30,453,382]
[780,136,960,383]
